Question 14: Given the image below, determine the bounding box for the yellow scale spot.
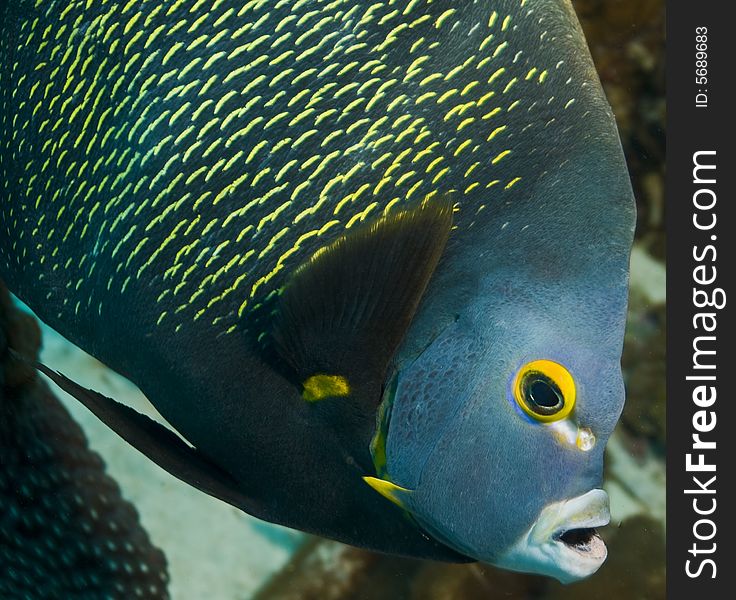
[488,67,505,85]
[505,177,522,190]
[457,117,475,132]
[492,149,512,165]
[503,77,518,94]
[302,374,351,402]
[488,125,507,141]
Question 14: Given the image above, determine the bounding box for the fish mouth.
[495,489,610,583]
[555,525,606,560]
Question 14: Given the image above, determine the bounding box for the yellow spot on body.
[492,41,508,58]
[488,67,505,85]
[437,89,458,104]
[162,42,183,67]
[492,150,512,165]
[432,167,450,184]
[419,73,443,87]
[453,139,472,157]
[436,9,456,29]
[477,91,495,107]
[488,125,507,141]
[457,117,475,132]
[461,81,480,96]
[503,77,518,94]
[415,91,437,105]
[464,162,481,178]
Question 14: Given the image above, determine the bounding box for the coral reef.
[0,283,169,599]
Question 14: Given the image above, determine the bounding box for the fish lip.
[495,489,610,584]
[550,508,609,565]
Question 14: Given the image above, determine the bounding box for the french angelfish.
[0,0,635,582]
[0,283,169,599]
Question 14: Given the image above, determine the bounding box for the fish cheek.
[382,324,486,490]
[408,400,598,561]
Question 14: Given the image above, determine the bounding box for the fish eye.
[513,360,576,422]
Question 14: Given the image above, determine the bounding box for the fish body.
[0,0,635,580]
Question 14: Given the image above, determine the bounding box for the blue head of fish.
[374,154,634,583]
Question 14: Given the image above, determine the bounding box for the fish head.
[374,260,630,583]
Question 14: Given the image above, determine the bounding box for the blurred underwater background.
[2,0,665,598]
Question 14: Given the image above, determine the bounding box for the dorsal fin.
[272,198,453,402]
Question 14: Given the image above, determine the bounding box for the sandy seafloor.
[11,245,665,599]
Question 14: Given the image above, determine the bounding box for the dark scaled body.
[0,0,635,565]
[0,283,169,599]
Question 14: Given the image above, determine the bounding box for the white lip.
[495,489,611,583]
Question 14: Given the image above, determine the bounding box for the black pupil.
[525,376,563,414]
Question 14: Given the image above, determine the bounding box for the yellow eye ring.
[513,360,576,423]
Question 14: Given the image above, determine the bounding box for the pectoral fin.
[272,198,453,401]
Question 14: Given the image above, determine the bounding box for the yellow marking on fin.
[362,477,413,508]
[302,374,349,402]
